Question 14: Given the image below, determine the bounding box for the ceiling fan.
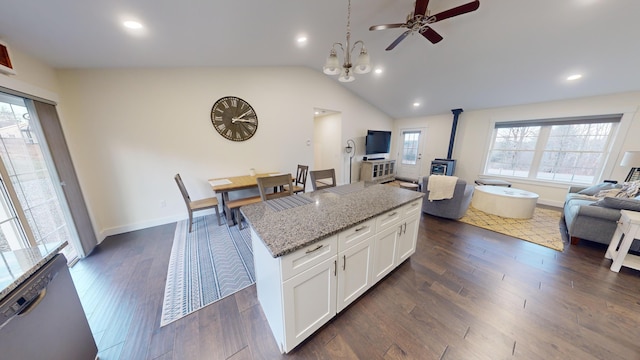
[369,0,480,51]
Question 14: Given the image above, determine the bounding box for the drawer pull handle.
[305,244,324,254]
[355,226,366,232]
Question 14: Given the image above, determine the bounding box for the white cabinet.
[372,224,400,282]
[337,235,374,312]
[397,213,419,264]
[253,198,423,353]
[253,233,338,354]
[360,160,396,183]
[283,256,336,347]
[397,199,422,263]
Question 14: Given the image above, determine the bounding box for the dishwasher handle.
[16,288,48,317]
[0,254,63,330]
[0,287,49,331]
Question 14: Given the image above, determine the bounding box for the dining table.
[208,172,283,223]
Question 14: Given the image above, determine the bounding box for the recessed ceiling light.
[567,74,582,81]
[413,102,420,107]
[374,68,383,74]
[123,20,143,29]
[297,36,307,43]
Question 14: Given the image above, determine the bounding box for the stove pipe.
[447,108,463,159]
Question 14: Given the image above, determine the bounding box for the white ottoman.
[472,185,539,219]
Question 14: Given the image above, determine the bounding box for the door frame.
[396,127,426,182]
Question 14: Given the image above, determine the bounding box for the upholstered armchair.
[421,176,474,220]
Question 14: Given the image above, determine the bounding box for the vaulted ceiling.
[1,0,639,119]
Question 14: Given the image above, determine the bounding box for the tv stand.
[361,159,395,183]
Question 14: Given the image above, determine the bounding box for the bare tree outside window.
[485,117,618,184]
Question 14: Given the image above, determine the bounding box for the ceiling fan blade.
[369,23,406,31]
[386,30,412,51]
[420,26,443,44]
[430,0,480,23]
[414,0,430,17]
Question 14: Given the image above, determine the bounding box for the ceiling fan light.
[323,50,341,75]
[338,68,355,82]
[354,49,371,74]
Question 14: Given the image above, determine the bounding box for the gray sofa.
[421,176,474,220]
[563,183,640,249]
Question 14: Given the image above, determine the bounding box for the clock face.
[210,96,258,141]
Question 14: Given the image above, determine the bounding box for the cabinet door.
[282,257,337,352]
[372,224,400,282]
[397,213,420,264]
[337,236,374,312]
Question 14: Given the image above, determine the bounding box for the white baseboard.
[97,209,219,242]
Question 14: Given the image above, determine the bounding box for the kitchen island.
[241,182,424,353]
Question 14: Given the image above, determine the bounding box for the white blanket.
[427,175,458,201]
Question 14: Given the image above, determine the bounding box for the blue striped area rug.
[160,215,254,326]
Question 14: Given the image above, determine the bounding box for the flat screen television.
[365,130,392,156]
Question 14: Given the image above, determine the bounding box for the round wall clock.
[210,96,258,141]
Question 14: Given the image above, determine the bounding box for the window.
[485,115,621,184]
[0,93,78,261]
[401,131,420,165]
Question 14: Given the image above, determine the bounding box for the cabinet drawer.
[402,198,423,217]
[281,236,337,281]
[338,219,375,252]
[376,208,403,231]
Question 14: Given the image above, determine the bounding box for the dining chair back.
[257,173,294,201]
[290,165,309,193]
[175,173,221,232]
[309,169,337,191]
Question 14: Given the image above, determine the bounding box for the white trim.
[98,209,219,242]
[0,76,59,104]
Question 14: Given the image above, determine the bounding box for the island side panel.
[251,228,286,353]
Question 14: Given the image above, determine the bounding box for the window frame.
[483,114,623,185]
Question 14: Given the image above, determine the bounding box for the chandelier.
[323,0,371,82]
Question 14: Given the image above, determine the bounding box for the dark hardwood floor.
[70,211,640,359]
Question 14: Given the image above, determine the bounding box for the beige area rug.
[458,206,565,252]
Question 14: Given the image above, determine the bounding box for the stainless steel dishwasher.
[0,254,97,359]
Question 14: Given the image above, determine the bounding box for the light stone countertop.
[240,182,424,258]
[0,242,67,302]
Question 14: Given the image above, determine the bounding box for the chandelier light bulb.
[339,68,355,82]
[354,48,371,74]
[323,50,341,75]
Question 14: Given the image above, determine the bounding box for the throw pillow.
[595,188,624,198]
[617,180,640,198]
[592,197,640,212]
[578,182,620,196]
[593,181,640,198]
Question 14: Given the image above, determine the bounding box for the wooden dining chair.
[175,173,221,232]
[309,169,337,191]
[285,165,309,194]
[257,173,294,201]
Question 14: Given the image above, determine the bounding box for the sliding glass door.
[0,92,78,261]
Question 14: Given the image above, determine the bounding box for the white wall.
[394,93,640,207]
[0,45,59,102]
[56,67,393,239]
